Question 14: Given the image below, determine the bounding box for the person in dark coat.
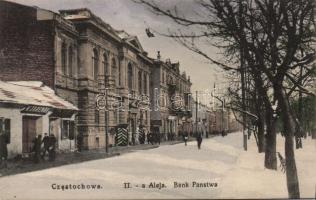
[196,134,202,149]
[48,133,56,161]
[0,132,8,168]
[32,134,42,163]
[41,133,50,159]
[183,131,188,146]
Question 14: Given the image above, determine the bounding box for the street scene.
[0,0,315,199]
[0,132,315,199]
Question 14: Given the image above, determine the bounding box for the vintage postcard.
[0,0,315,199]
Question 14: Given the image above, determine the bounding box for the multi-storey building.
[0,1,194,149]
[150,53,192,140]
[0,1,152,149]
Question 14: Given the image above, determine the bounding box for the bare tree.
[134,0,316,198]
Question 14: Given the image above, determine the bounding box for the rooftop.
[0,81,78,111]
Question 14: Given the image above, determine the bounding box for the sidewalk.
[0,140,182,177]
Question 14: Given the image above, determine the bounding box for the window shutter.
[4,119,10,144]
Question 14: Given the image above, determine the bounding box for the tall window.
[143,73,147,95]
[128,63,133,91]
[95,109,100,125]
[61,42,67,75]
[93,49,99,80]
[162,71,164,83]
[103,53,108,76]
[138,71,142,94]
[68,46,73,77]
[111,58,117,84]
[118,64,121,86]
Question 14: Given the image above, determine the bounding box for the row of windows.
[60,45,152,95]
[92,49,121,86]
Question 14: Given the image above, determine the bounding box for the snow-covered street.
[0,132,315,199]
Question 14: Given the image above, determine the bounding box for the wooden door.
[22,117,37,153]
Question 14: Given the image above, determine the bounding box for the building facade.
[150,53,192,140]
[0,1,192,149]
[0,81,78,158]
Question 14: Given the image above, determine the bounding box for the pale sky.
[9,0,228,104]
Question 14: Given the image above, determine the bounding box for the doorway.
[22,116,38,153]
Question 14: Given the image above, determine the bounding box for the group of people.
[180,130,203,149]
[32,133,57,163]
[147,132,161,145]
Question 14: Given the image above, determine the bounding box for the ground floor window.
[62,120,75,140]
[0,117,10,144]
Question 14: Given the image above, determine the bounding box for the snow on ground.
[219,133,316,199]
[0,132,314,199]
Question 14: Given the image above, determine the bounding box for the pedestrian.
[148,132,153,145]
[32,134,42,163]
[157,133,161,145]
[41,133,50,159]
[196,133,203,149]
[183,131,188,146]
[48,133,56,161]
[0,132,8,168]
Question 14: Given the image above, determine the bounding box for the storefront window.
[62,120,74,140]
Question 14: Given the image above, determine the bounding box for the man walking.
[196,133,202,149]
[41,133,50,159]
[183,131,188,146]
[48,133,56,161]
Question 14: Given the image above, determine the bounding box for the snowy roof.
[0,81,78,110]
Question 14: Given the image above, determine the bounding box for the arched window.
[61,42,67,75]
[128,63,133,91]
[138,71,142,94]
[143,73,147,94]
[92,49,99,80]
[103,53,108,76]
[68,46,73,77]
[111,58,117,84]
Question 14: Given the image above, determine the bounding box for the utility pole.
[239,0,247,151]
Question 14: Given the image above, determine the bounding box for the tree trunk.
[264,107,277,170]
[257,112,265,153]
[275,85,300,198]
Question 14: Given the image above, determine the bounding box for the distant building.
[150,54,192,140]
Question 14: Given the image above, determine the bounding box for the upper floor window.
[95,109,100,125]
[103,53,108,76]
[68,46,73,77]
[128,63,133,91]
[93,49,99,80]
[118,64,121,86]
[162,71,164,83]
[61,43,67,75]
[143,73,147,95]
[138,71,142,94]
[111,58,117,84]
